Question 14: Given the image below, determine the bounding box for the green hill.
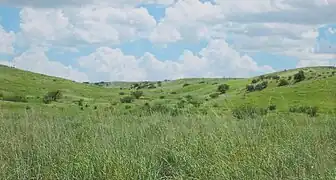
[1,64,335,115]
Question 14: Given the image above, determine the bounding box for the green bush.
[268,104,277,111]
[131,91,143,99]
[120,96,134,103]
[254,81,268,91]
[232,104,268,119]
[170,91,177,94]
[183,83,190,87]
[119,92,125,95]
[43,90,62,104]
[159,95,165,99]
[217,84,230,94]
[278,79,289,86]
[287,76,292,80]
[289,105,318,117]
[294,70,305,83]
[251,79,258,84]
[246,84,255,92]
[209,92,220,99]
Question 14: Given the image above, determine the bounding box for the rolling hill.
[1,64,335,115]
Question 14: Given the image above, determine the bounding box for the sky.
[0,0,335,82]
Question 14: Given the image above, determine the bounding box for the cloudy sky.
[0,0,335,82]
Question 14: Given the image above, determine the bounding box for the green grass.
[1,110,336,179]
[1,65,336,179]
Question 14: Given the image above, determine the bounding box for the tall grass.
[0,110,336,179]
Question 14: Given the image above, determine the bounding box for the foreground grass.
[0,110,336,179]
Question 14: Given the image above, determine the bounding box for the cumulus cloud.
[9,47,89,82]
[0,0,175,8]
[0,25,15,54]
[17,6,156,48]
[77,39,274,81]
[1,0,335,81]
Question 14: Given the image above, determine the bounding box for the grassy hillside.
[1,64,336,179]
[1,64,336,115]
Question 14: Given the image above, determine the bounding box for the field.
[1,64,336,179]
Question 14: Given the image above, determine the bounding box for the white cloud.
[10,47,89,82]
[17,5,156,48]
[2,0,336,81]
[296,59,332,68]
[77,39,274,81]
[0,25,15,54]
[0,0,175,8]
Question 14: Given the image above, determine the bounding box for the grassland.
[1,64,336,179]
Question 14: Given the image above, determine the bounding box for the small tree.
[246,84,255,92]
[278,79,289,87]
[43,90,62,104]
[294,70,305,83]
[131,91,143,99]
[217,84,230,94]
[254,81,268,91]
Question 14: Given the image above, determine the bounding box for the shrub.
[332,71,335,75]
[294,70,305,83]
[288,76,292,80]
[209,92,220,99]
[125,105,132,109]
[217,84,230,94]
[183,83,190,87]
[94,106,98,110]
[0,92,3,100]
[43,90,62,104]
[232,104,268,119]
[159,95,165,99]
[251,79,258,84]
[120,96,134,103]
[157,81,162,87]
[78,99,84,106]
[119,92,125,95]
[289,105,318,117]
[131,91,143,99]
[255,81,268,91]
[246,84,255,92]
[268,104,277,111]
[147,84,156,89]
[170,91,177,94]
[278,79,289,87]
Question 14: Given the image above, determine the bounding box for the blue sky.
[0,0,335,82]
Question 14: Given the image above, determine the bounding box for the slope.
[1,65,335,114]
